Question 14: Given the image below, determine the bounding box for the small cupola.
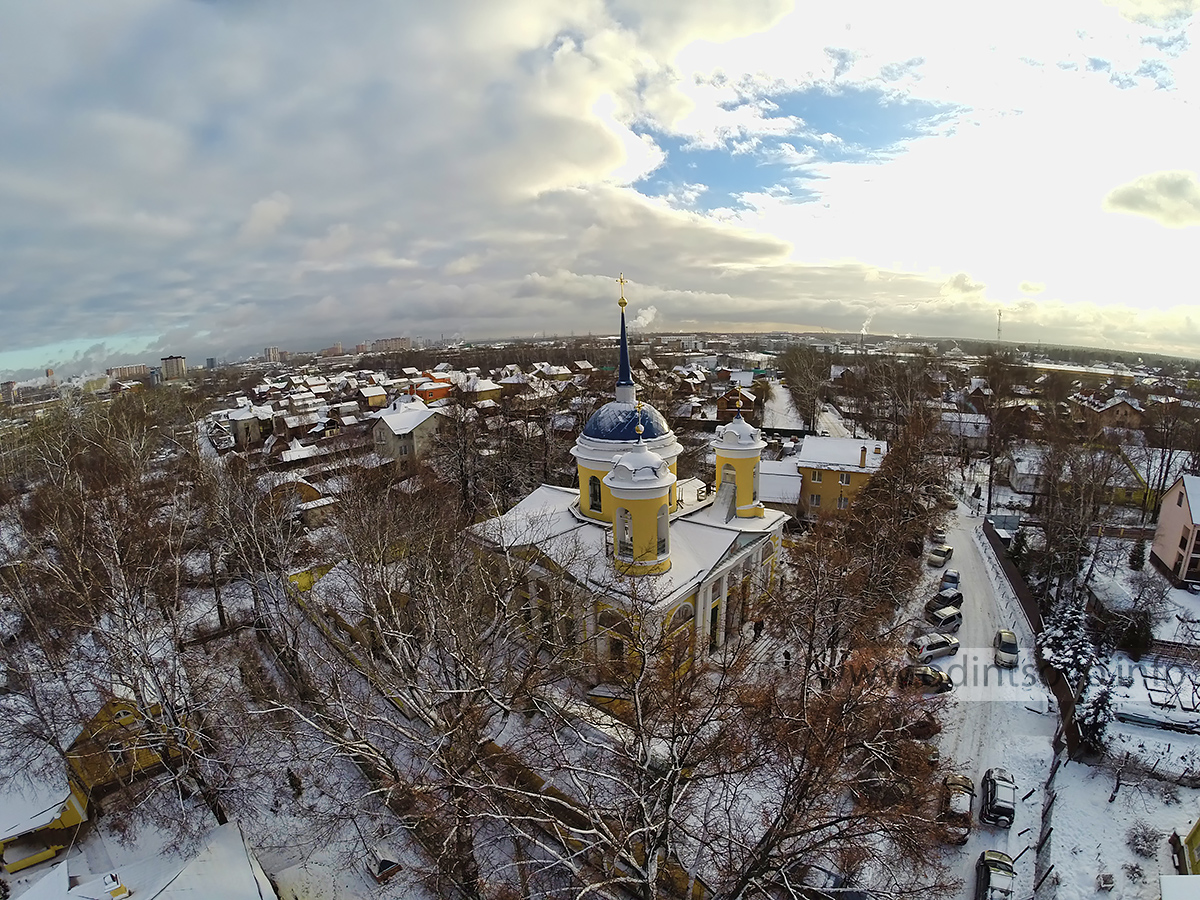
[604,419,675,576]
[712,402,766,519]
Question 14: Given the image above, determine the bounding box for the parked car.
[924,606,963,633]
[974,850,1016,900]
[980,768,1018,828]
[931,526,948,544]
[940,774,975,845]
[899,664,954,694]
[939,568,961,591]
[938,490,958,510]
[993,629,1019,669]
[907,633,960,663]
[924,589,964,616]
[927,545,954,567]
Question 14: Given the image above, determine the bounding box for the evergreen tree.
[1038,598,1096,698]
[1076,680,1115,756]
[1129,538,1146,571]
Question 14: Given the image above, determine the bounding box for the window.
[837,496,850,510]
[589,476,602,512]
[839,472,851,486]
[753,461,760,503]
[657,504,669,556]
[722,463,737,492]
[811,470,822,483]
[1179,492,1185,507]
[374,428,385,444]
[668,604,694,634]
[810,494,821,507]
[615,508,633,558]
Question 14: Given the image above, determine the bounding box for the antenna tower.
[997,309,1002,343]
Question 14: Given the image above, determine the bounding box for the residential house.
[0,775,88,874]
[716,387,757,423]
[795,436,888,517]
[938,411,990,452]
[357,385,387,409]
[65,696,197,802]
[372,401,443,474]
[1071,392,1147,431]
[412,378,453,403]
[1151,475,1200,586]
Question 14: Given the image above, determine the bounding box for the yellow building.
[67,696,197,797]
[794,436,888,517]
[0,779,88,874]
[472,282,785,679]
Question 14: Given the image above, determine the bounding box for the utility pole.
[997,308,1002,343]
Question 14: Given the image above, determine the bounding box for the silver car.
[994,629,1018,668]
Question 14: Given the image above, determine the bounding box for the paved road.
[927,505,1056,899]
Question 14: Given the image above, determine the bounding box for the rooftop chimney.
[860,446,867,468]
[103,873,130,899]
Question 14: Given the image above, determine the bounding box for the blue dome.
[582,401,670,442]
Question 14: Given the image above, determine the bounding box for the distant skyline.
[1,0,1198,380]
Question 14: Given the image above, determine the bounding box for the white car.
[907,633,961,663]
[994,629,1018,668]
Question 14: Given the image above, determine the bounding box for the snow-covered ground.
[953,505,1200,900]
[761,380,805,431]
[926,508,1056,900]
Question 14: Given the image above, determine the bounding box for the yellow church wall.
[612,494,671,576]
[578,464,615,522]
[715,452,764,518]
[579,460,680,521]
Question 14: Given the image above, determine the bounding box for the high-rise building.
[1,381,16,404]
[355,343,368,354]
[371,336,411,353]
[264,347,281,363]
[161,356,187,381]
[206,358,217,370]
[106,364,150,379]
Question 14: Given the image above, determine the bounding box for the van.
[924,607,963,633]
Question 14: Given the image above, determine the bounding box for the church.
[472,282,787,676]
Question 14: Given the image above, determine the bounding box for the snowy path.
[816,406,850,438]
[932,505,1056,900]
[761,380,805,431]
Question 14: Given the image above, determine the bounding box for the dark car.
[899,664,954,694]
[980,767,1017,828]
[924,589,964,616]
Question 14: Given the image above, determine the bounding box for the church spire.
[615,273,635,402]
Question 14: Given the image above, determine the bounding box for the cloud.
[238,192,292,242]
[1019,281,1046,294]
[1102,0,1200,23]
[0,0,1197,376]
[941,273,986,295]
[1104,170,1200,227]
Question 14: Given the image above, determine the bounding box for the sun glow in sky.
[1,0,1198,378]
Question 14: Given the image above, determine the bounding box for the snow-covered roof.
[1179,475,1200,526]
[0,772,75,843]
[376,405,439,436]
[758,459,804,506]
[472,483,782,609]
[795,436,888,473]
[20,822,276,900]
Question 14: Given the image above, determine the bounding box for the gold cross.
[617,273,628,309]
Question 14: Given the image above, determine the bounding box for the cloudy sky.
[1,0,1198,379]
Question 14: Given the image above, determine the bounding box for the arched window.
[589,476,602,512]
[667,603,694,633]
[657,504,669,556]
[722,463,737,492]
[615,508,633,558]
